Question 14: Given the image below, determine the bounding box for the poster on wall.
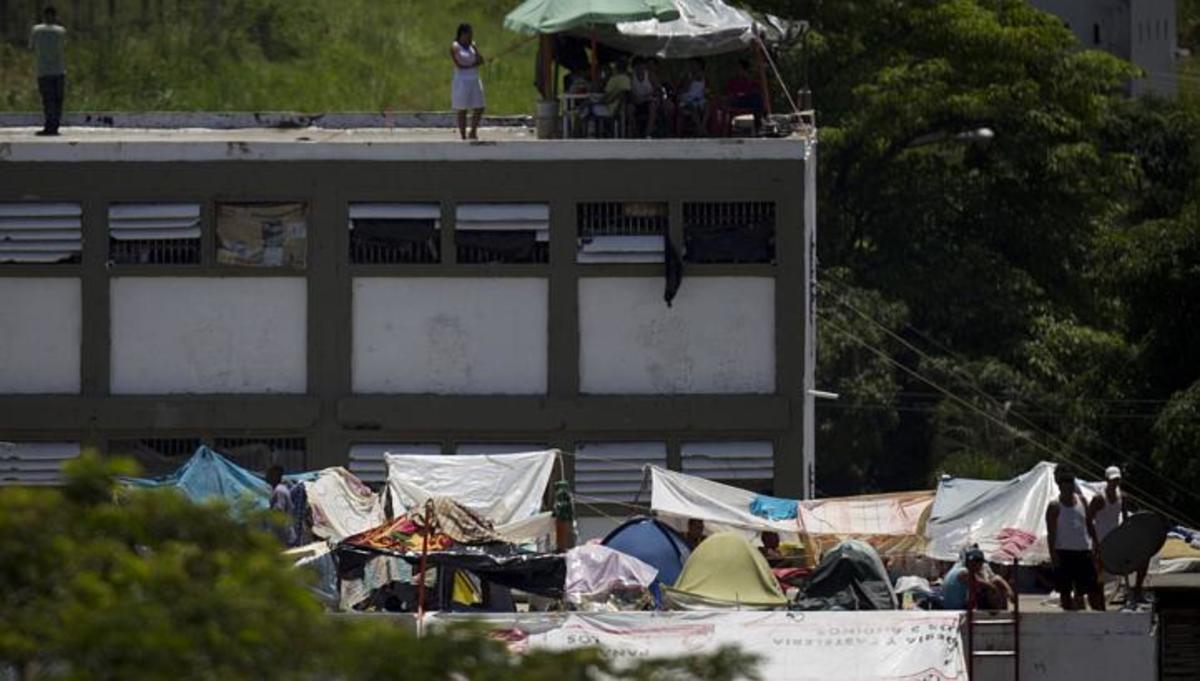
[426,611,967,681]
[217,202,307,267]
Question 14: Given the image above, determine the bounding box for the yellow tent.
[663,532,788,610]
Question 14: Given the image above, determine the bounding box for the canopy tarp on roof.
[122,445,271,507]
[505,0,680,34]
[386,450,556,526]
[663,531,788,609]
[573,0,786,59]
[601,516,691,606]
[924,461,1103,564]
[929,476,1004,521]
[793,539,897,611]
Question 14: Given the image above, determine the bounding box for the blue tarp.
[123,445,273,507]
[749,494,798,521]
[602,516,692,607]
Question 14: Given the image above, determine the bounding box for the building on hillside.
[1031,0,1179,97]
[0,122,817,534]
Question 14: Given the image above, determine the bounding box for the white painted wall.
[973,612,1155,681]
[110,277,307,394]
[0,278,80,394]
[579,277,775,394]
[353,278,548,394]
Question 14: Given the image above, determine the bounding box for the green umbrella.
[504,0,680,34]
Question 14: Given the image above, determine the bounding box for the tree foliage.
[745,0,1200,521]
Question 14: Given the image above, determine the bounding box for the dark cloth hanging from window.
[664,233,683,306]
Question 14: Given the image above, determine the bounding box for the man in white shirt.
[29,6,66,136]
[1091,466,1147,604]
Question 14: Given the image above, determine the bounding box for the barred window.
[108,438,203,477]
[108,203,201,265]
[455,203,549,264]
[349,203,440,264]
[576,201,666,263]
[0,203,82,264]
[212,437,307,473]
[683,202,775,264]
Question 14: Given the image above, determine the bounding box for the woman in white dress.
[450,23,485,140]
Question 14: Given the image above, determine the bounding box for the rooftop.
[0,112,814,163]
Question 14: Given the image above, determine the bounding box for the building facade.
[1031,0,1178,97]
[0,130,814,517]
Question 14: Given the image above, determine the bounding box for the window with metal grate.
[0,441,81,486]
[349,203,440,264]
[108,203,202,265]
[455,203,549,264]
[348,442,441,485]
[573,442,666,505]
[0,203,82,264]
[576,201,667,263]
[683,201,775,263]
[212,437,307,473]
[681,441,775,488]
[108,437,204,477]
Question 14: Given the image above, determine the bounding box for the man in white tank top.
[1046,465,1105,610]
[1090,465,1147,603]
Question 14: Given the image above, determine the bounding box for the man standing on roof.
[266,465,294,544]
[29,6,66,137]
[1091,465,1147,604]
[1046,465,1105,611]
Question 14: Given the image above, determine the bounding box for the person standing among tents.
[266,465,295,544]
[450,23,486,141]
[29,5,66,136]
[1090,465,1148,604]
[1046,466,1105,611]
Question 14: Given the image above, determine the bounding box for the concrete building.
[1031,0,1179,97]
[0,123,816,524]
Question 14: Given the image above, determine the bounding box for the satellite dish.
[1099,512,1169,576]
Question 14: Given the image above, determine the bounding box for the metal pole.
[1013,556,1020,681]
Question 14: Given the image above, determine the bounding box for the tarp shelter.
[601,516,691,605]
[303,467,386,542]
[575,0,788,59]
[793,539,897,611]
[924,461,1101,564]
[650,466,800,537]
[663,531,788,609]
[335,504,566,598]
[504,0,680,34]
[386,450,557,526]
[798,490,934,558]
[122,445,271,507]
[564,544,658,609]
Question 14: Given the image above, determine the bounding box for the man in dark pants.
[29,6,66,136]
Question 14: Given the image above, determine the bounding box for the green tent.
[663,531,788,610]
[504,0,680,34]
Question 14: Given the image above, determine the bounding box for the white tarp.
[650,466,800,538]
[564,544,658,605]
[386,450,557,526]
[425,611,967,681]
[575,0,793,59]
[303,467,386,541]
[925,461,1100,564]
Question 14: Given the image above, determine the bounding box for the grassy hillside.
[0,0,539,114]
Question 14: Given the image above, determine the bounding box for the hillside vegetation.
[0,0,539,114]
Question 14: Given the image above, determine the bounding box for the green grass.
[0,0,540,114]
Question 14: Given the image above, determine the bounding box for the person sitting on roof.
[604,58,634,137]
[724,58,764,135]
[941,547,1015,611]
[760,531,783,562]
[677,58,709,136]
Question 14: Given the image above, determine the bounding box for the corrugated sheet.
[456,203,549,241]
[348,443,441,484]
[574,442,666,503]
[681,441,774,481]
[0,203,82,263]
[0,441,81,485]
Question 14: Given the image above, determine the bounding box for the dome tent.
[662,531,788,609]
